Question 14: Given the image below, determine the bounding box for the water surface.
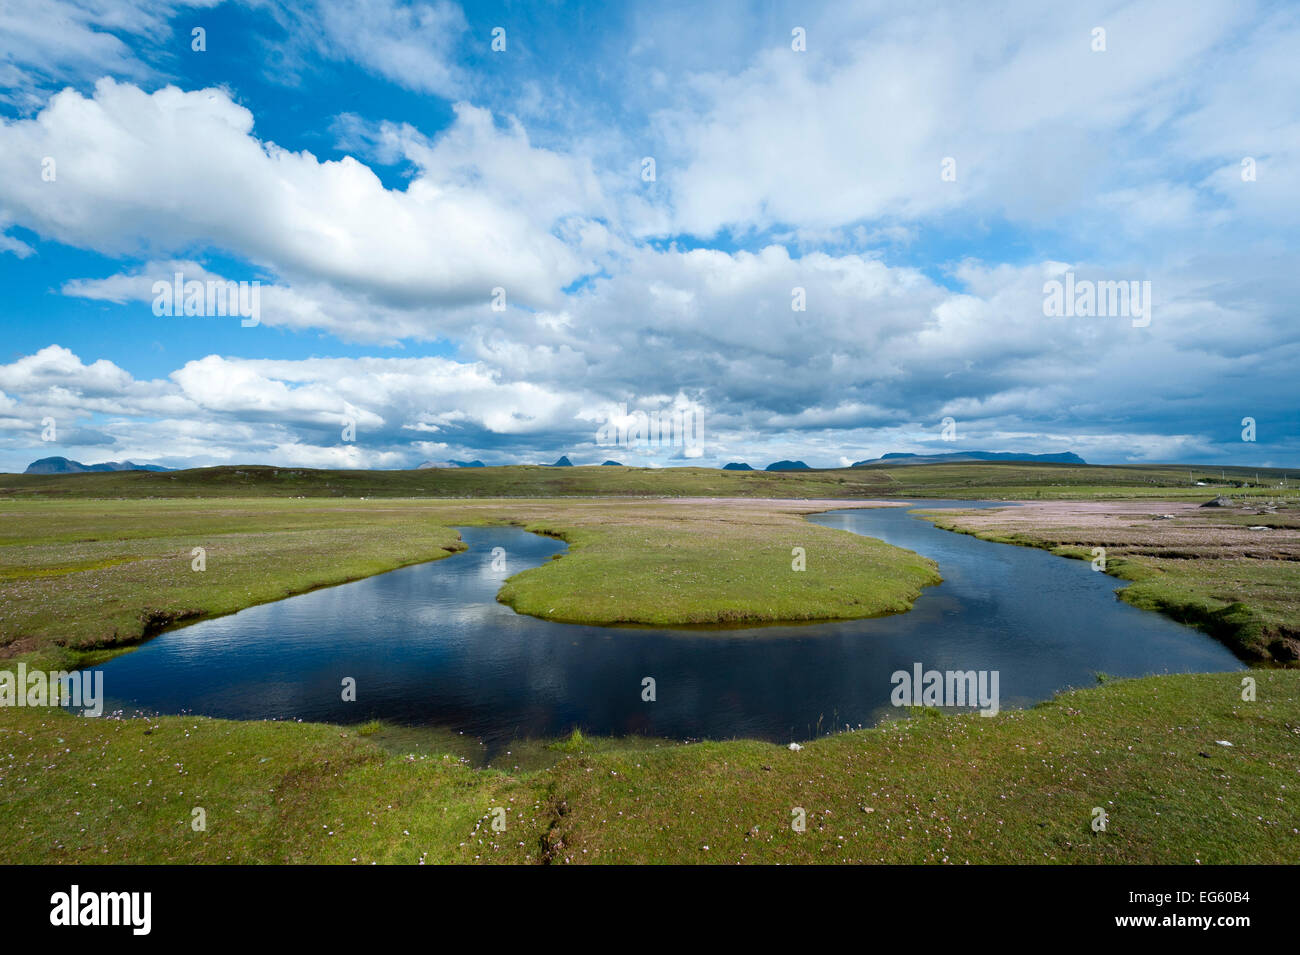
[90,503,1242,745]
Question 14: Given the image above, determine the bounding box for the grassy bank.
[920,500,1300,665]
[497,506,939,625]
[0,704,542,864]
[533,669,1300,864]
[0,497,938,665]
[3,669,1296,864]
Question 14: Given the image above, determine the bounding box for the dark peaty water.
[89,503,1242,745]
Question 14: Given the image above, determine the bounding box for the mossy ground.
[2,670,1295,864]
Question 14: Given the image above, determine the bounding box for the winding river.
[88,502,1242,745]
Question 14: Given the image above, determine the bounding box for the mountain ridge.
[24,456,173,474]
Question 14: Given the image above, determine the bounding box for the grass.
[0,705,542,864]
[3,460,1297,501]
[497,506,939,625]
[0,497,937,666]
[551,728,586,753]
[529,669,1300,864]
[920,500,1300,665]
[2,669,1295,864]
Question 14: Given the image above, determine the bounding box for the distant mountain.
[24,456,172,475]
[601,460,623,466]
[417,459,486,469]
[852,451,1086,467]
[722,462,754,471]
[765,460,811,471]
[551,456,574,467]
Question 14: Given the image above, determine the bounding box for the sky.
[0,0,1296,472]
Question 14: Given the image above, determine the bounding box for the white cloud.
[0,0,218,108]
[272,0,468,97]
[0,80,608,317]
[648,0,1293,239]
[8,230,1298,471]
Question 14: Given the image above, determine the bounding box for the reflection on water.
[91,503,1242,747]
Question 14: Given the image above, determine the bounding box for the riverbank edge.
[3,667,1296,863]
[5,499,930,672]
[914,507,1297,667]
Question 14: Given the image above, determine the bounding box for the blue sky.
[0,0,1297,471]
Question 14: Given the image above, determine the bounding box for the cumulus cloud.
[61,258,474,343]
[4,231,1297,471]
[0,79,608,317]
[0,346,599,469]
[648,0,1296,241]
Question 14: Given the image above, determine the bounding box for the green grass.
[1118,563,1300,664]
[528,669,1300,864]
[551,728,586,753]
[496,508,940,626]
[0,705,543,864]
[3,460,1296,501]
[3,669,1295,864]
